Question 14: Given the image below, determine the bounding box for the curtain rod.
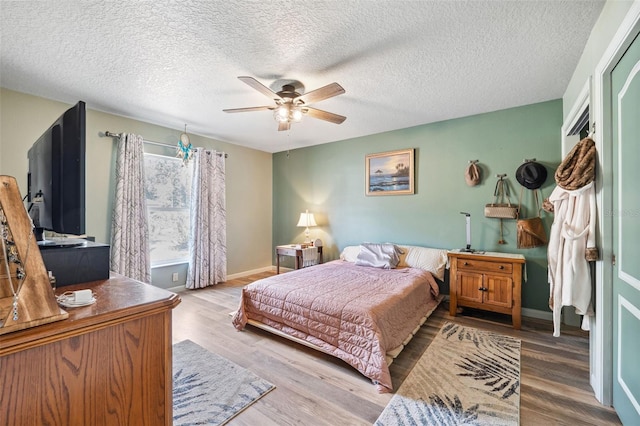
[102,131,228,158]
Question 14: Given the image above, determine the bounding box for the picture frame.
[365,148,415,196]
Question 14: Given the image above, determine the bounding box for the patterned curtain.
[186,149,227,289]
[110,133,151,283]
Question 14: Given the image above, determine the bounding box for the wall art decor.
[365,148,415,195]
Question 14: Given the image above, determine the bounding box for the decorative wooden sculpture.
[0,175,67,334]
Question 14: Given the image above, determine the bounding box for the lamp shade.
[296,211,317,227]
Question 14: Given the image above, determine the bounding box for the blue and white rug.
[173,339,275,425]
[375,322,521,425]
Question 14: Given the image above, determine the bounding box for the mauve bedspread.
[232,260,440,393]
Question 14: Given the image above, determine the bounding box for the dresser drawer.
[456,258,513,274]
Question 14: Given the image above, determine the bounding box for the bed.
[231,243,448,393]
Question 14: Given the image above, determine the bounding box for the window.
[144,153,193,266]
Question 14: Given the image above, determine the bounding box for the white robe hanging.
[547,181,597,337]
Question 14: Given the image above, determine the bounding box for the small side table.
[448,250,525,329]
[275,245,323,274]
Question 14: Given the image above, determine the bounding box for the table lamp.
[297,209,317,244]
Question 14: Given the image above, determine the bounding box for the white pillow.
[397,245,449,280]
[340,245,361,263]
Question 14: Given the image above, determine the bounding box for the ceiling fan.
[223,76,346,131]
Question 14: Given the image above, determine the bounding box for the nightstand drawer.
[277,247,298,256]
[456,258,513,274]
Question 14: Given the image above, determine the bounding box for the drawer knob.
[463,262,469,266]
[479,287,488,291]
[499,265,504,269]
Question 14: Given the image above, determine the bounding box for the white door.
[611,31,640,424]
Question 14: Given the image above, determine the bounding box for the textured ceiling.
[1,1,605,153]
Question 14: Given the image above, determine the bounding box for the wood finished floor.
[172,271,621,426]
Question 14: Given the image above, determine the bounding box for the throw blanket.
[355,243,402,269]
[302,247,318,267]
[232,260,440,393]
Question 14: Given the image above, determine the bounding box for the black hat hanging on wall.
[516,160,547,189]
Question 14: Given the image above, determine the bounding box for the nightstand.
[448,251,525,329]
[275,245,323,274]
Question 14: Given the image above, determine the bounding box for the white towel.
[302,247,318,267]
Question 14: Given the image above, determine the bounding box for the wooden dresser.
[0,274,181,425]
[448,251,525,329]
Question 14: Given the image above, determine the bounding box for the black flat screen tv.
[27,101,86,247]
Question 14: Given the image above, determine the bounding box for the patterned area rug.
[173,340,275,425]
[375,322,521,426]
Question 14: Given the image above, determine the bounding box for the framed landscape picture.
[365,148,415,196]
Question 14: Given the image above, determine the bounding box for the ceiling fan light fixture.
[291,107,303,122]
[225,76,346,131]
[275,105,289,122]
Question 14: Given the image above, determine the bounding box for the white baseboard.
[522,307,553,321]
[168,266,275,292]
[167,284,186,293]
[226,265,277,280]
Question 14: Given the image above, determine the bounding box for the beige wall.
[0,88,273,281]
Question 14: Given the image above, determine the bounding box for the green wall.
[273,99,562,312]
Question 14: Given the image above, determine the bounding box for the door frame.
[561,77,590,156]
[592,0,640,406]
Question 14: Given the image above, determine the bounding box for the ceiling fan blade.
[303,107,346,124]
[223,106,274,113]
[238,76,283,101]
[278,121,291,131]
[296,82,345,105]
